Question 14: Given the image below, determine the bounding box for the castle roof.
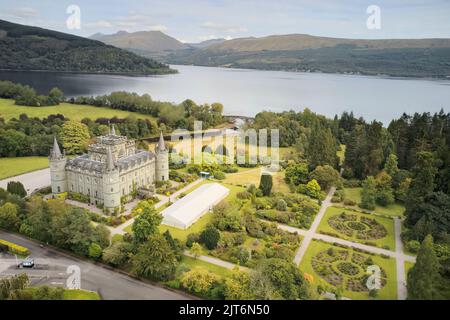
[117,150,154,170]
[66,155,104,173]
[66,150,154,173]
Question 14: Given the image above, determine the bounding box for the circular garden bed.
[328,212,387,240]
[311,247,387,293]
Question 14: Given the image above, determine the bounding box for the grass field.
[405,261,415,278]
[317,206,396,251]
[344,187,405,217]
[158,212,214,242]
[180,256,232,278]
[0,156,49,179]
[300,240,397,300]
[0,98,156,122]
[223,167,261,187]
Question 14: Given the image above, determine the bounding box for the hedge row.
[0,239,30,255]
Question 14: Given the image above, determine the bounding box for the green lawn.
[405,261,415,278]
[63,289,101,300]
[272,170,291,193]
[0,98,156,122]
[299,240,397,300]
[0,156,49,179]
[159,212,214,242]
[344,187,405,217]
[180,256,232,278]
[224,168,261,187]
[317,206,396,251]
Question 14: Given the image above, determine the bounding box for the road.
[0,231,190,300]
[0,168,50,195]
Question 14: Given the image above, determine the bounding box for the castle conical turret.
[49,136,67,194]
[103,146,120,211]
[155,131,168,181]
[50,136,62,160]
[157,131,166,151]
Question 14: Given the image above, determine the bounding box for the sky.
[1,0,450,43]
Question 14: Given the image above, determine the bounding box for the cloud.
[81,14,167,33]
[197,34,234,42]
[148,25,168,32]
[200,21,248,33]
[0,6,39,20]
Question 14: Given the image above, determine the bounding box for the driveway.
[0,168,50,195]
[0,231,191,300]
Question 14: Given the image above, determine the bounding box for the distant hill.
[90,30,189,59]
[0,20,175,75]
[167,34,450,78]
[188,38,226,49]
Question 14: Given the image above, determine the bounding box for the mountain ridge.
[0,19,174,75]
[166,33,450,78]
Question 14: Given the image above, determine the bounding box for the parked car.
[18,258,34,268]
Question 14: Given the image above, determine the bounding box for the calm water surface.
[1,65,449,125]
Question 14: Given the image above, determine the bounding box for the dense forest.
[0,20,174,75]
[250,107,450,298]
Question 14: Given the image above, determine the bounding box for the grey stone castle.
[49,127,169,211]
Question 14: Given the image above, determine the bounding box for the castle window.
[57,186,61,193]
[95,191,98,197]
[88,188,90,194]
[111,188,114,192]
[122,189,125,195]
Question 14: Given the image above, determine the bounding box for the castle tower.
[155,131,169,181]
[49,137,67,194]
[102,147,121,212]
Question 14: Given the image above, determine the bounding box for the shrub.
[259,174,273,196]
[180,267,220,297]
[213,171,226,180]
[186,233,200,248]
[68,192,90,203]
[199,227,220,250]
[88,243,103,260]
[343,199,356,206]
[230,246,250,265]
[236,191,252,200]
[6,181,27,198]
[275,199,287,211]
[406,240,421,253]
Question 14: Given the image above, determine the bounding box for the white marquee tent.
[161,183,230,229]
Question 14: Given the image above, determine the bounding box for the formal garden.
[300,240,397,300]
[317,206,396,250]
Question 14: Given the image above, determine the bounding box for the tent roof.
[161,183,229,228]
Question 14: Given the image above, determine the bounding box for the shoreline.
[168,64,450,82]
[0,68,178,77]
